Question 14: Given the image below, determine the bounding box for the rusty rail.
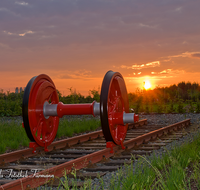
[0,119,147,165]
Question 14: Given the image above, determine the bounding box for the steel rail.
[0,119,190,190]
[0,119,147,165]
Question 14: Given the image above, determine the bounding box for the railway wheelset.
[22,70,139,152]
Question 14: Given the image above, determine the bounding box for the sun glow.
[144,80,151,90]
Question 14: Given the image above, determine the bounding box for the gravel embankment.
[1,113,199,126]
[139,113,200,125]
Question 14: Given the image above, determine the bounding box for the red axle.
[57,102,95,118]
[43,100,138,124]
[43,101,100,118]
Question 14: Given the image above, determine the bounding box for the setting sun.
[144,80,151,90]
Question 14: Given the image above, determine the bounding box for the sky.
[0,0,200,96]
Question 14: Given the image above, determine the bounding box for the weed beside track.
[105,125,200,190]
[0,119,29,153]
[0,116,100,154]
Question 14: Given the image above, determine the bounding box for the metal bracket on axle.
[106,142,116,154]
[29,142,39,154]
[106,140,125,154]
[120,140,126,150]
[29,142,49,154]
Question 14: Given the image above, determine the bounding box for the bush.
[196,102,200,113]
[155,103,163,113]
[168,101,175,113]
[145,104,150,114]
[177,99,184,113]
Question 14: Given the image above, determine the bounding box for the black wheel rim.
[22,76,37,142]
[100,70,129,144]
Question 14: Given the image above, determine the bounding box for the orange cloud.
[146,61,160,67]
[191,53,200,59]
[121,61,160,70]
[160,69,172,74]
[150,69,185,76]
[167,51,200,59]
[55,70,92,80]
[132,64,145,69]
[160,69,184,74]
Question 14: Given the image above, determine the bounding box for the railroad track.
[0,118,191,189]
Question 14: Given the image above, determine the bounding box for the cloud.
[139,23,158,29]
[15,2,28,6]
[174,7,182,12]
[3,31,13,35]
[132,64,145,69]
[160,69,172,74]
[0,7,21,18]
[19,30,34,36]
[191,53,200,59]
[151,69,185,75]
[168,52,200,59]
[57,70,92,80]
[4,30,34,37]
[0,43,10,49]
[146,61,160,67]
[121,61,160,70]
[38,35,57,39]
[121,65,132,69]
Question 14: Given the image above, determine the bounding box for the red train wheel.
[22,74,59,147]
[100,71,129,145]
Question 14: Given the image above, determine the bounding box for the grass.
[0,116,100,154]
[0,119,29,153]
[50,126,200,190]
[130,102,197,114]
[105,127,200,190]
[56,117,100,138]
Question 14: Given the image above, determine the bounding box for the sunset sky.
[0,0,200,96]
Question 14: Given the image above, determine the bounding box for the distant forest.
[1,81,200,116]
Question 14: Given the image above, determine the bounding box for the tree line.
[1,81,200,116]
[0,88,100,116]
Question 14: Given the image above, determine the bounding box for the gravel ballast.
[89,113,200,189]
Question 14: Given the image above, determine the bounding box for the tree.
[89,87,100,102]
